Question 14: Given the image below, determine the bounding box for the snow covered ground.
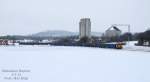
[0,45,150,82]
[123,41,150,52]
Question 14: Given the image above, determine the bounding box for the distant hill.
[91,32,103,37]
[31,30,77,37]
[31,30,102,37]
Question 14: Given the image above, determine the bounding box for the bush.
[79,37,91,43]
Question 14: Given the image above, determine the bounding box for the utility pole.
[128,25,130,45]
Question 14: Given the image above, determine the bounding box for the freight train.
[78,43,123,49]
[97,43,123,49]
[18,40,123,49]
[51,41,123,49]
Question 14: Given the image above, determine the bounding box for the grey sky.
[0,0,150,35]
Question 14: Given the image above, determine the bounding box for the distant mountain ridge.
[31,30,102,37]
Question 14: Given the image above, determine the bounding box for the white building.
[79,18,91,39]
[105,26,122,38]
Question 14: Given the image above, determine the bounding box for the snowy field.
[0,45,150,82]
[124,41,150,52]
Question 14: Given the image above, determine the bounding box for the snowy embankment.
[123,41,150,52]
[0,46,150,82]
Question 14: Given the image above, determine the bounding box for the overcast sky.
[0,0,150,35]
